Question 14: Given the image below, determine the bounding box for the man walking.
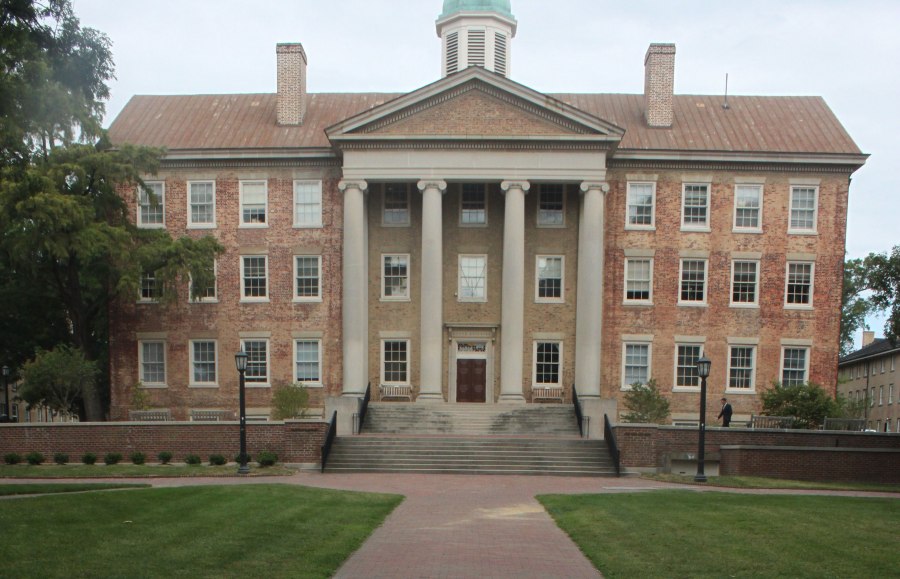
[718,397,733,427]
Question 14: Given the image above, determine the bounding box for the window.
[188,181,215,227]
[383,183,410,225]
[534,341,562,386]
[458,255,487,302]
[892,356,896,372]
[294,339,322,385]
[781,347,809,386]
[728,346,756,390]
[294,180,322,227]
[731,260,759,306]
[785,262,814,307]
[681,183,710,230]
[190,340,217,386]
[460,183,486,225]
[536,256,564,303]
[241,256,268,301]
[382,340,409,385]
[537,184,564,226]
[789,186,818,233]
[240,180,267,226]
[294,256,322,301]
[679,259,707,304]
[139,341,166,386]
[889,384,894,405]
[881,359,885,373]
[675,344,702,389]
[382,254,410,300]
[624,258,652,303]
[138,182,165,228]
[189,259,217,302]
[733,184,762,231]
[870,388,875,407]
[879,385,884,406]
[139,272,160,302]
[241,340,269,386]
[622,343,651,389]
[626,182,655,229]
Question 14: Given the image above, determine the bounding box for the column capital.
[417,180,447,194]
[338,179,368,194]
[580,181,610,195]
[500,180,530,195]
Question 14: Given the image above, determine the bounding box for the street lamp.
[694,355,712,482]
[234,351,250,474]
[2,366,10,422]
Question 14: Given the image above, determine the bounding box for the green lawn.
[0,483,149,495]
[539,491,899,578]
[644,473,900,493]
[0,463,296,478]
[0,484,402,578]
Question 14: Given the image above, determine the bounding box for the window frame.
[681,182,711,232]
[187,180,216,229]
[727,345,757,393]
[536,183,566,228]
[293,179,323,228]
[240,255,269,302]
[535,255,564,303]
[381,254,411,301]
[624,257,653,305]
[625,181,656,230]
[137,181,165,229]
[382,183,411,227]
[293,339,323,387]
[138,271,160,303]
[733,184,763,233]
[381,339,411,386]
[458,254,488,303]
[459,183,487,227]
[621,341,652,391]
[239,180,268,228]
[533,341,563,387]
[780,346,810,387]
[678,258,708,306]
[788,185,819,234]
[730,259,759,307]
[784,261,815,309]
[240,338,270,388]
[293,255,323,303]
[673,343,704,391]
[138,340,167,387]
[189,340,218,387]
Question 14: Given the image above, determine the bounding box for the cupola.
[436,0,517,78]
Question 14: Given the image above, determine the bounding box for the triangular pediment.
[326,67,624,146]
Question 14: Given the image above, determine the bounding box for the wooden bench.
[532,387,565,403]
[129,410,172,422]
[380,384,412,401]
[190,410,233,422]
[822,417,866,432]
[749,415,795,429]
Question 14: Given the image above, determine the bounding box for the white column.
[575,181,609,398]
[417,180,447,401]
[499,180,530,402]
[339,180,368,396]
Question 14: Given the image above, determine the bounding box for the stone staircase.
[324,403,620,476]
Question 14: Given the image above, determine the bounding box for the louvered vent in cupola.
[494,32,507,76]
[446,31,459,74]
[468,29,486,67]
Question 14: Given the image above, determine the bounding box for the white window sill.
[299,383,324,389]
[672,386,701,393]
[458,298,487,304]
[535,298,565,304]
[725,388,756,395]
[677,301,707,308]
[239,224,269,229]
[732,228,762,234]
[729,303,759,309]
[140,383,168,389]
[190,299,218,304]
[625,224,656,231]
[623,300,653,307]
[381,297,411,303]
[245,383,271,389]
[240,298,270,303]
[681,226,711,233]
[784,304,814,311]
[787,230,818,236]
[293,297,323,304]
[189,384,219,389]
[187,223,217,230]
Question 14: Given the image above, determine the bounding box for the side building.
[838,332,899,432]
[107,1,866,430]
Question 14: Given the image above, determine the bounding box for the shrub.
[235,453,252,464]
[184,454,202,465]
[53,452,69,465]
[26,452,45,465]
[257,451,278,467]
[104,452,122,465]
[157,451,173,465]
[208,454,227,466]
[761,381,840,429]
[621,379,671,424]
[270,382,310,420]
[130,452,146,465]
[4,453,22,465]
[81,452,97,465]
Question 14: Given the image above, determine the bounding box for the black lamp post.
[694,355,712,483]
[234,351,250,474]
[2,366,10,422]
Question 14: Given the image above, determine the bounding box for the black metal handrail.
[572,384,584,437]
[357,382,371,435]
[604,414,621,477]
[320,410,337,473]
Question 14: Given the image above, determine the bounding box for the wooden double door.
[456,358,487,403]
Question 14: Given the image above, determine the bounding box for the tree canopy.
[620,379,670,424]
[864,246,900,344]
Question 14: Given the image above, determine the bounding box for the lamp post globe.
[234,351,250,474]
[694,355,711,483]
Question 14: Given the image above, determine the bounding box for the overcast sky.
[73,0,898,337]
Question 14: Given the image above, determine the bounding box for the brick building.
[838,332,899,432]
[107,0,866,433]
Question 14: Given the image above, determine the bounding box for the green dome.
[440,0,514,19]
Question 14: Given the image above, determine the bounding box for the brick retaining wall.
[720,446,900,484]
[0,420,328,465]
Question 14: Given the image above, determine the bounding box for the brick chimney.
[862,330,875,347]
[276,43,307,126]
[644,43,676,128]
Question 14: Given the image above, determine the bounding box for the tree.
[760,381,841,429]
[840,257,872,356]
[620,379,670,424]
[270,383,311,420]
[865,245,900,343]
[19,344,97,416]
